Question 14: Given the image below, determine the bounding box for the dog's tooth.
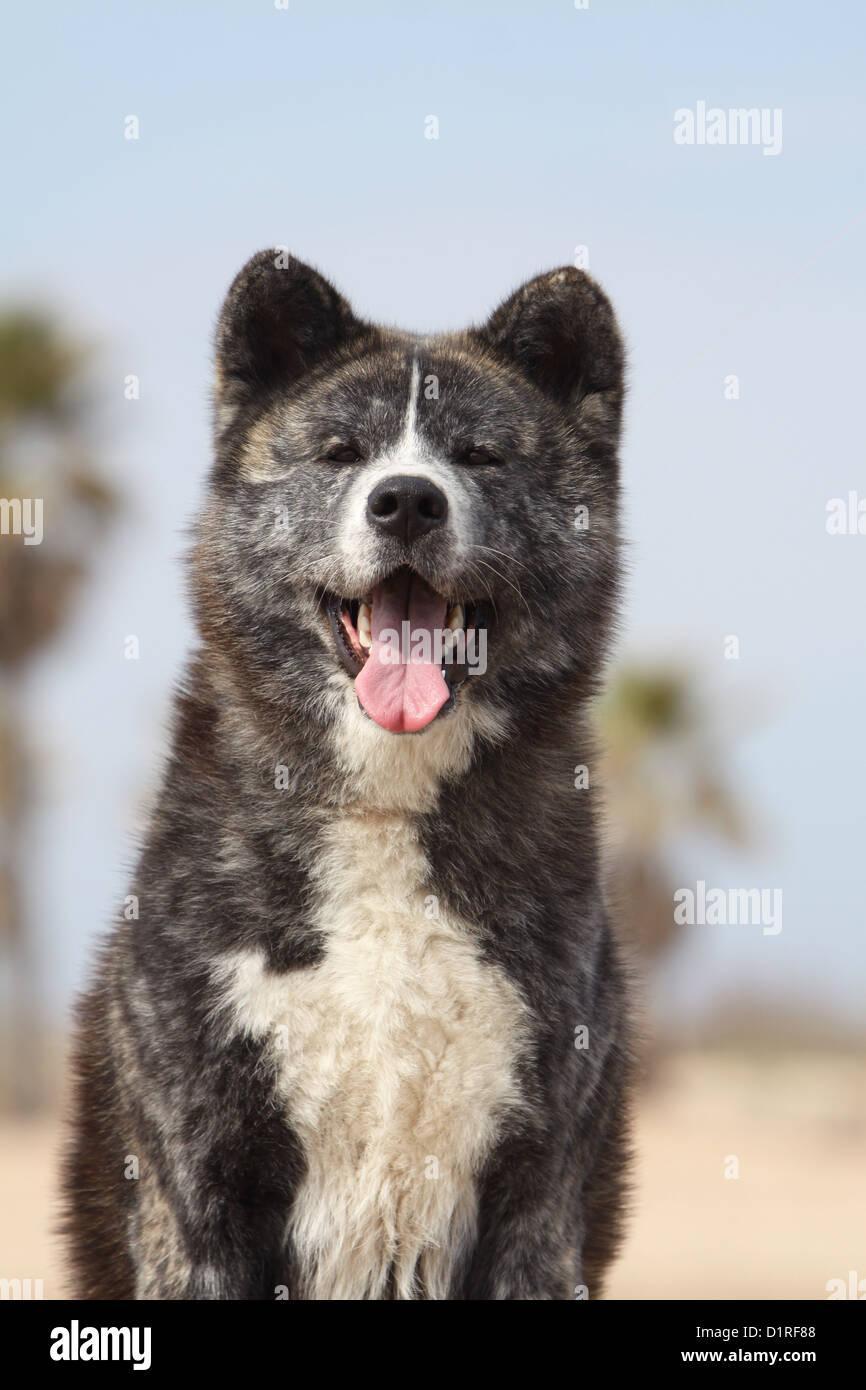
[357,601,372,649]
[446,603,464,631]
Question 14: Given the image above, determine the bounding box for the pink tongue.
[354,572,450,732]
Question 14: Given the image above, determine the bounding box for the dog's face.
[195,253,624,739]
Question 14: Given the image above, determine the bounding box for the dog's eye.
[463,447,501,467]
[326,444,363,464]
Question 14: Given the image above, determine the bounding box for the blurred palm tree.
[0,311,116,1109]
[597,663,750,960]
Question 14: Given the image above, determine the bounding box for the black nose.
[366,475,448,543]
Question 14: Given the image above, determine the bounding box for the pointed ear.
[214,250,365,428]
[473,267,625,435]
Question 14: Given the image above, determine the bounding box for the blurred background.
[1,0,863,1300]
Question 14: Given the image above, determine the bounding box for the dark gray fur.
[62,251,633,1300]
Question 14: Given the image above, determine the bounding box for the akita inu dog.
[63,252,633,1300]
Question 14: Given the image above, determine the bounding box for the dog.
[62,251,633,1300]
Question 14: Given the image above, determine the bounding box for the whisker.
[467,557,534,620]
[471,542,570,592]
[465,548,535,618]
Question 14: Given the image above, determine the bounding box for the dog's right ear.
[214,250,365,430]
[472,267,625,448]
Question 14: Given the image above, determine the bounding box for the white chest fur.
[214,809,527,1300]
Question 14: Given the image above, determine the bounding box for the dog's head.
[196,251,625,741]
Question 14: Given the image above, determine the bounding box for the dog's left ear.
[214,250,366,435]
[474,267,625,437]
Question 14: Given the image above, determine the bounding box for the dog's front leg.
[125,1035,304,1301]
[130,1158,295,1301]
[460,1132,583,1300]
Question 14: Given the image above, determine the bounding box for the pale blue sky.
[2,0,864,1024]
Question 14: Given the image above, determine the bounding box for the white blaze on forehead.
[404,355,421,434]
[337,353,471,578]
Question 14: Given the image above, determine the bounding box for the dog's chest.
[218,812,526,1300]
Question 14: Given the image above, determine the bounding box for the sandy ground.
[607,1049,866,1300]
[1,1049,863,1301]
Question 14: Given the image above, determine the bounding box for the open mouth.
[325,567,491,734]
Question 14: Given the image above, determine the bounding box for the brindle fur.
[62,252,634,1299]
